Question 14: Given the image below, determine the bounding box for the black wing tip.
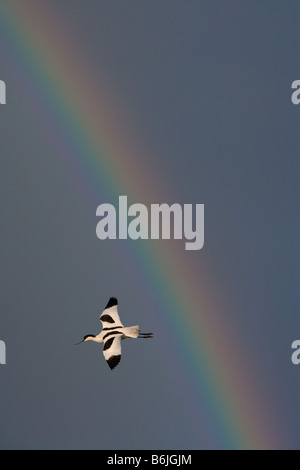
[107,354,121,370]
[105,297,118,309]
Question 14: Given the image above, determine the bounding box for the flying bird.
[76,297,153,370]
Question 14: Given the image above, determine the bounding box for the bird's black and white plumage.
[100,297,124,370]
[77,297,153,370]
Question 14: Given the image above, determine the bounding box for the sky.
[0,1,299,450]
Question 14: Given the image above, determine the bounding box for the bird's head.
[75,334,96,345]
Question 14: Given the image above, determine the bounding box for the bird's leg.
[138,333,153,338]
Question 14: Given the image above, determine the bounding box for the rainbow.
[0,1,284,449]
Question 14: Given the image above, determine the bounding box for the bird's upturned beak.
[74,340,84,345]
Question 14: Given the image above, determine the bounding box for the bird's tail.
[123,325,140,338]
[124,326,153,339]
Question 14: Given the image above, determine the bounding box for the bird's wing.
[103,333,122,370]
[100,297,124,328]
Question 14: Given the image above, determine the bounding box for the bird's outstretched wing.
[100,297,124,329]
[103,333,122,370]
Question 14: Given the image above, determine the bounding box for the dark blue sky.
[0,1,299,449]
